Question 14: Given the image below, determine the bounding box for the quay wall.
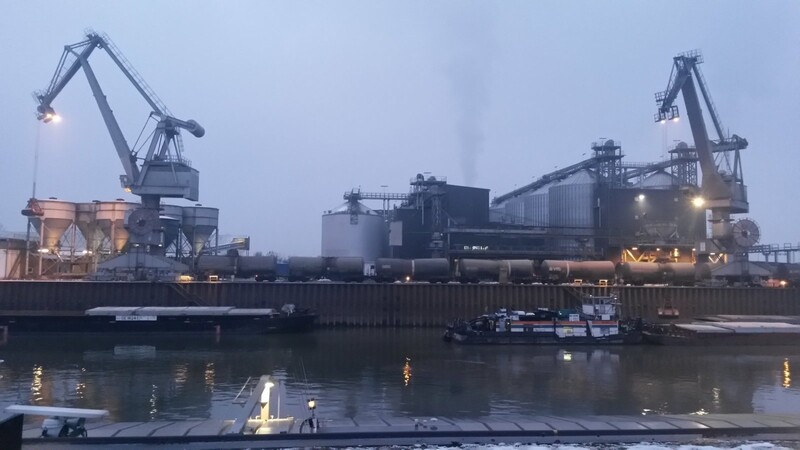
[0,281,799,326]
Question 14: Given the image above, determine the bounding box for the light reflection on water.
[0,328,799,422]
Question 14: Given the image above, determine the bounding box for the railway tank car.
[457,259,500,283]
[616,262,700,286]
[539,260,615,284]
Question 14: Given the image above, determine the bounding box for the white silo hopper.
[29,199,76,252]
[182,206,219,255]
[75,202,104,252]
[96,200,138,253]
[160,204,184,250]
[321,201,385,263]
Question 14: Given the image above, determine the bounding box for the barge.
[443,294,642,345]
[643,319,800,345]
[0,304,316,334]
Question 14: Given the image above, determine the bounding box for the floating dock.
[5,413,800,449]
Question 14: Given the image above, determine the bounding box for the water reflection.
[0,329,799,422]
[784,358,792,388]
[403,358,412,387]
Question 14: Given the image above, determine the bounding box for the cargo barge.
[0,305,316,334]
[643,316,800,345]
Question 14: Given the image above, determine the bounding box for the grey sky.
[1,1,799,257]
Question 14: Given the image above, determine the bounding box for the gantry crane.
[34,30,204,250]
[654,50,757,260]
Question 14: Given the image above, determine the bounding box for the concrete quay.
[9,413,800,449]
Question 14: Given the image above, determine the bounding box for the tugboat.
[443,294,642,345]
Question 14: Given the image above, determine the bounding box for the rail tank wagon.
[288,256,326,282]
[412,258,451,283]
[617,262,664,285]
[375,258,413,282]
[457,259,499,283]
[326,257,365,282]
[194,255,237,278]
[502,259,537,283]
[238,255,277,281]
[540,260,615,284]
[663,262,696,286]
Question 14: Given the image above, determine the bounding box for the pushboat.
[443,294,642,345]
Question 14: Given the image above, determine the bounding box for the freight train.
[190,254,715,286]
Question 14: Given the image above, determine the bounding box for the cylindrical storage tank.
[412,258,450,283]
[540,260,573,283]
[288,256,326,281]
[616,262,664,285]
[75,202,103,252]
[182,206,219,256]
[662,262,696,286]
[160,204,184,251]
[548,170,596,250]
[29,199,76,252]
[237,255,277,281]
[574,261,616,283]
[96,200,138,253]
[457,259,499,283]
[502,260,536,283]
[375,258,413,282]
[194,255,237,277]
[321,201,385,263]
[326,256,364,282]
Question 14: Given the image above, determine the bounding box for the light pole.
[23,123,43,279]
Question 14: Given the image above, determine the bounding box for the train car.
[375,258,413,282]
[193,255,237,280]
[616,262,663,285]
[411,258,451,283]
[326,257,365,282]
[502,259,537,284]
[456,259,500,283]
[288,256,326,282]
[238,255,278,282]
[539,260,615,284]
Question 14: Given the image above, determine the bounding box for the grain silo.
[96,200,138,254]
[182,205,219,256]
[29,199,76,252]
[321,200,385,264]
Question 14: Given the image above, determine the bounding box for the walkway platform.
[15,413,800,448]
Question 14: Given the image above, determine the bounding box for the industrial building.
[332,140,705,265]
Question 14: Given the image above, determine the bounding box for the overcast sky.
[1,1,798,257]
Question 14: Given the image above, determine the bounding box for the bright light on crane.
[692,196,705,208]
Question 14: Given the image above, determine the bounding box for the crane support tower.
[33,30,204,252]
[654,50,754,261]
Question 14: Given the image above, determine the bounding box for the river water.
[1,328,799,423]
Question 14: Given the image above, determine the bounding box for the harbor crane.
[33,30,204,250]
[654,50,757,261]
